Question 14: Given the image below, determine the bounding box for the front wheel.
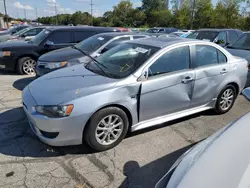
[17,57,36,75]
[215,85,236,114]
[84,107,129,151]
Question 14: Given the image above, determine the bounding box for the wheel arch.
[15,54,39,70]
[84,103,133,131]
[226,82,239,95]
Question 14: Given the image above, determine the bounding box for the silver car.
[22,37,248,151]
[155,88,250,188]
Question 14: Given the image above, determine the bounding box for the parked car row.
[0,25,244,188]
[22,36,248,152]
[0,26,121,75]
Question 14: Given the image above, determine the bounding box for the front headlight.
[35,104,73,118]
[44,61,67,69]
[0,51,11,57]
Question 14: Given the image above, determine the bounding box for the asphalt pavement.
[0,71,250,188]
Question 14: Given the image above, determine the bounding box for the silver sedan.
[22,37,248,151]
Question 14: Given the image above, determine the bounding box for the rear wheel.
[84,107,129,151]
[215,85,236,114]
[17,57,36,75]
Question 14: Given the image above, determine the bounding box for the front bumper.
[0,56,16,71]
[22,87,87,146]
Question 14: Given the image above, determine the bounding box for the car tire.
[84,107,129,151]
[17,57,36,75]
[215,85,236,114]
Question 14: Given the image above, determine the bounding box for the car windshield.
[30,29,48,45]
[146,29,160,33]
[75,35,113,53]
[228,33,250,50]
[85,42,160,79]
[13,27,30,36]
[187,31,219,41]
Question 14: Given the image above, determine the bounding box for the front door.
[139,46,195,122]
[190,44,230,108]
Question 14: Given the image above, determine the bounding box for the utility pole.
[3,0,8,28]
[190,0,196,29]
[90,0,93,26]
[55,2,58,25]
[24,8,27,20]
[35,6,38,21]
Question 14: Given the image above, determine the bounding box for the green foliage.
[35,0,250,30]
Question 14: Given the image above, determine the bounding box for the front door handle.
[220,68,227,74]
[182,76,193,84]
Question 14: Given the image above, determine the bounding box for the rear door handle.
[182,76,194,84]
[220,68,227,74]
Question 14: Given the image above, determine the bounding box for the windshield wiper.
[72,46,110,77]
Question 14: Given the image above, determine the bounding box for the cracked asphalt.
[0,70,250,188]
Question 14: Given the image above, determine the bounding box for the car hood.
[28,64,119,105]
[39,46,83,62]
[0,31,9,36]
[166,112,250,188]
[0,34,11,42]
[226,48,250,63]
[0,41,34,49]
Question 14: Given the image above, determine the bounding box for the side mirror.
[44,40,54,47]
[137,70,148,81]
[216,39,225,45]
[242,88,250,101]
[100,47,109,54]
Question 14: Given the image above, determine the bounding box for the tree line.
[34,0,250,30]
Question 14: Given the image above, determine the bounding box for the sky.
[0,0,219,20]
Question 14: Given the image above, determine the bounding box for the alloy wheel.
[95,114,124,145]
[220,88,234,111]
[22,59,36,75]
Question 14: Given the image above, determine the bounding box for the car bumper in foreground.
[22,87,87,146]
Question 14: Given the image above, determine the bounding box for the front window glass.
[85,43,159,79]
[228,33,250,50]
[75,35,112,53]
[31,29,50,45]
[149,46,190,77]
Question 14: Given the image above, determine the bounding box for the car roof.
[45,26,117,32]
[127,37,197,48]
[94,32,148,37]
[197,28,241,32]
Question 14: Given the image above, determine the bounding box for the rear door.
[190,44,230,108]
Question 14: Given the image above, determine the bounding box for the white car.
[156,87,250,188]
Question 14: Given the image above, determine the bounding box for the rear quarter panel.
[220,57,248,94]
